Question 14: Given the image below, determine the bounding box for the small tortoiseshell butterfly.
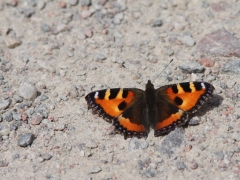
[85,80,214,140]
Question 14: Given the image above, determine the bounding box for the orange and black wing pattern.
[85,88,148,139]
[154,82,214,136]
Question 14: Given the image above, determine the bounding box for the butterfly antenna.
[152,59,173,83]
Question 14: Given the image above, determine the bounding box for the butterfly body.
[85,80,214,140]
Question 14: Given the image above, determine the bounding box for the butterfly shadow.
[184,94,223,126]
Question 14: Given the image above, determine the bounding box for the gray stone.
[93,53,107,61]
[144,169,155,178]
[10,123,18,131]
[20,8,35,18]
[12,153,20,160]
[18,82,38,100]
[214,150,224,160]
[141,141,149,149]
[0,128,10,136]
[5,112,13,122]
[221,59,240,75]
[41,23,51,32]
[39,94,48,101]
[68,0,79,6]
[176,161,186,170]
[188,116,200,126]
[178,62,205,73]
[152,20,163,27]
[41,153,52,160]
[182,35,195,47]
[37,1,46,10]
[18,133,35,147]
[128,138,141,150]
[114,13,124,25]
[86,139,98,149]
[89,166,102,174]
[0,99,10,110]
[13,113,21,121]
[81,0,91,6]
[13,95,23,103]
[54,124,65,131]
[157,127,184,158]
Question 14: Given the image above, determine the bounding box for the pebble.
[13,95,23,103]
[93,53,107,61]
[10,123,18,131]
[206,75,216,82]
[182,35,195,47]
[178,62,205,73]
[86,139,98,149]
[68,0,78,6]
[89,166,102,174]
[0,99,11,110]
[114,13,124,25]
[37,59,56,72]
[81,10,92,19]
[0,128,10,136]
[196,29,240,57]
[176,161,186,170]
[221,60,240,75]
[41,23,51,33]
[37,1,46,10]
[39,94,49,101]
[13,113,21,121]
[85,29,93,38]
[12,153,20,160]
[21,113,28,121]
[30,114,43,125]
[189,160,198,170]
[198,59,215,67]
[41,153,52,160]
[20,8,35,18]
[0,116,2,122]
[6,0,18,6]
[37,157,44,163]
[18,133,35,147]
[128,138,141,150]
[5,112,13,122]
[188,116,200,125]
[81,0,91,6]
[54,124,65,131]
[226,80,236,89]
[0,161,8,167]
[5,38,22,49]
[144,169,155,178]
[152,20,163,27]
[18,82,38,100]
[157,127,184,158]
[184,144,192,152]
[141,141,149,149]
[214,150,224,160]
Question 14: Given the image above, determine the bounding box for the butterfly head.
[146,80,154,89]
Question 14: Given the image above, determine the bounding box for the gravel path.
[0,0,240,179]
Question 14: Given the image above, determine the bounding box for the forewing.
[153,82,214,136]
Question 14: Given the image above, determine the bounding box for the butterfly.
[85,80,215,140]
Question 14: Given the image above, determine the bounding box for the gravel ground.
[0,0,240,179]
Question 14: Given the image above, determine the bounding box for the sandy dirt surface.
[0,0,240,179]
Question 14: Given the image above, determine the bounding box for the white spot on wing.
[201,83,206,89]
[94,92,99,98]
